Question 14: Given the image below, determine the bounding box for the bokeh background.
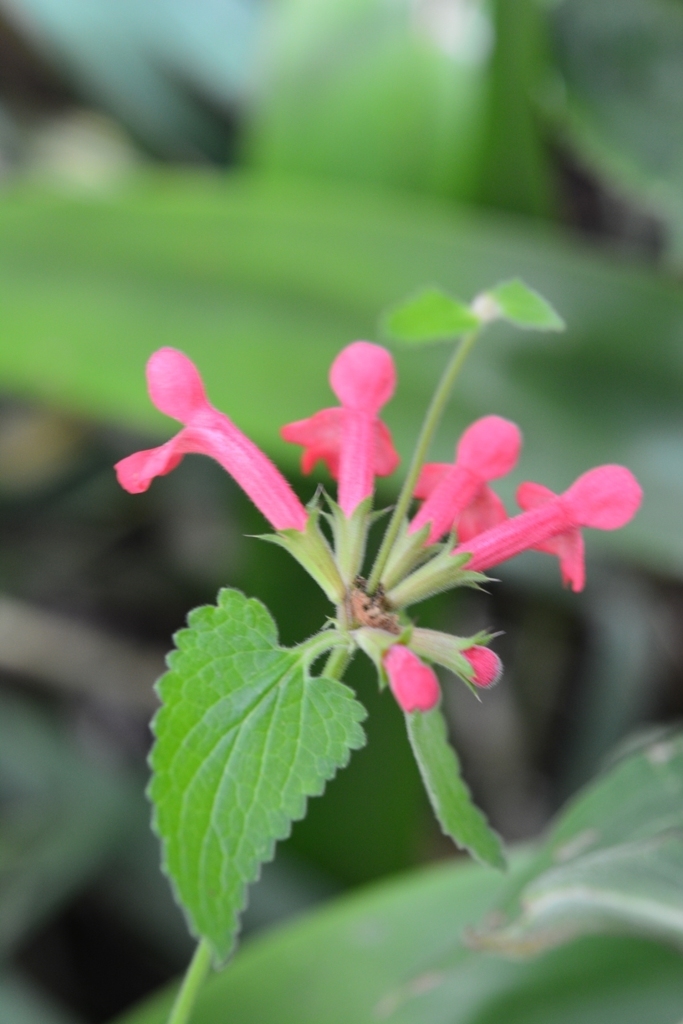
[1,0,683,1020]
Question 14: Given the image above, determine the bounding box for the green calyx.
[352,624,412,687]
[387,548,489,609]
[379,518,435,592]
[410,627,494,694]
[259,507,346,604]
[322,495,372,586]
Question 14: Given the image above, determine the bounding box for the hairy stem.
[367,329,480,593]
[324,644,352,679]
[166,939,212,1024]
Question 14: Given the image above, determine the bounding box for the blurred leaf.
[0,691,133,956]
[406,707,504,868]
[383,287,479,343]
[472,729,683,955]
[2,173,683,580]
[247,0,495,200]
[115,852,683,1024]
[472,0,556,218]
[0,0,262,159]
[552,0,683,260]
[150,587,366,961]
[485,278,565,330]
[248,0,556,218]
[0,971,80,1024]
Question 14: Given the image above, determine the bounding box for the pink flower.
[463,646,502,688]
[453,465,642,591]
[383,645,440,713]
[281,342,400,516]
[115,348,308,532]
[410,416,521,544]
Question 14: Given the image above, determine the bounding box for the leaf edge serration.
[147,587,367,963]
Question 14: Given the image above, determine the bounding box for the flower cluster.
[116,342,642,715]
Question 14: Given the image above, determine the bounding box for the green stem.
[166,939,212,1024]
[296,629,348,666]
[367,329,480,593]
[324,644,352,679]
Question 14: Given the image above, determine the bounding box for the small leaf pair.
[384,278,565,344]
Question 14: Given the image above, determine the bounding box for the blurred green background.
[1,0,683,1021]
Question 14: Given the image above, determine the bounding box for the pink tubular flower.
[463,646,502,688]
[281,341,400,516]
[453,465,642,591]
[115,348,308,532]
[383,645,440,713]
[410,416,521,544]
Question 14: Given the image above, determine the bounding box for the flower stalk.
[367,328,480,593]
[166,939,212,1024]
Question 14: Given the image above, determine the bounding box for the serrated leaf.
[383,287,480,343]
[149,588,367,962]
[472,730,683,956]
[486,278,565,331]
[405,708,505,869]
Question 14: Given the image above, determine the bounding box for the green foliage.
[553,0,683,262]
[485,278,566,331]
[245,0,493,200]
[246,0,556,219]
[0,971,80,1024]
[383,287,479,343]
[473,729,683,955]
[116,868,683,1024]
[119,729,683,1024]
[0,692,133,958]
[406,707,504,869]
[150,588,366,962]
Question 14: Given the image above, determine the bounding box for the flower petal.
[563,465,643,530]
[455,486,507,543]
[414,463,451,500]
[117,351,308,532]
[517,481,585,590]
[329,341,396,413]
[410,417,520,544]
[115,438,185,493]
[516,480,555,509]
[146,347,210,421]
[383,645,441,713]
[534,529,586,592]
[281,409,399,482]
[281,408,343,477]
[373,420,401,477]
[456,416,522,479]
[462,646,502,688]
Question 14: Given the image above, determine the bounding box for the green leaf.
[114,853,683,1024]
[471,730,683,956]
[150,588,366,962]
[383,287,479,343]
[405,707,505,869]
[552,0,683,264]
[0,692,133,958]
[484,278,565,331]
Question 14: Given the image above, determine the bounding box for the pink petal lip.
[281,340,400,516]
[115,348,308,533]
[456,416,522,479]
[453,464,642,591]
[410,416,521,543]
[329,341,396,412]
